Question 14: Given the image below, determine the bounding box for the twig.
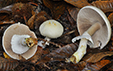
[37,38,62,48]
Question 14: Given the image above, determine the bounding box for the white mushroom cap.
[2,22,37,60]
[39,20,64,39]
[77,6,111,49]
[11,35,30,54]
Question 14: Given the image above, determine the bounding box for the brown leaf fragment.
[29,46,50,63]
[43,0,66,19]
[106,63,113,71]
[75,61,87,70]
[84,51,113,63]
[0,10,12,22]
[12,3,33,23]
[35,43,78,65]
[56,69,69,71]
[27,14,36,29]
[91,1,113,13]
[47,43,78,61]
[0,0,33,8]
[0,57,19,71]
[82,60,111,71]
[108,13,113,27]
[67,6,80,21]
[64,0,90,8]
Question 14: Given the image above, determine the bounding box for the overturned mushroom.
[67,6,111,63]
[2,22,37,60]
[38,20,64,48]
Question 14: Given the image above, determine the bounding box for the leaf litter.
[0,0,113,71]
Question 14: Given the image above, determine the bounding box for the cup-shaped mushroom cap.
[2,23,37,60]
[77,6,111,49]
[39,20,64,39]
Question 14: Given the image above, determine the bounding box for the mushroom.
[2,22,37,60]
[68,6,111,63]
[39,20,64,48]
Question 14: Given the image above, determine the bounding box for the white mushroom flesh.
[11,35,30,54]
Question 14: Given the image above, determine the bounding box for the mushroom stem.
[70,38,87,63]
[69,22,101,63]
[87,22,101,35]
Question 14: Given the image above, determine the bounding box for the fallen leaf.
[12,3,33,23]
[0,57,19,71]
[0,10,12,22]
[108,13,113,27]
[83,51,113,63]
[27,14,36,29]
[91,1,113,13]
[29,46,49,63]
[75,61,86,70]
[0,0,33,8]
[43,0,66,19]
[67,6,80,21]
[82,60,111,71]
[64,0,90,8]
[35,43,78,65]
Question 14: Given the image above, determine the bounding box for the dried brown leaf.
[75,61,87,70]
[67,6,80,21]
[12,3,33,23]
[43,0,66,19]
[27,14,35,29]
[27,11,50,29]
[0,0,33,8]
[82,60,111,71]
[91,1,113,13]
[0,10,12,21]
[36,43,78,65]
[29,46,49,63]
[0,57,19,71]
[84,51,113,63]
[64,0,90,8]
[108,13,113,27]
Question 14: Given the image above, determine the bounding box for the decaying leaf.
[75,61,87,70]
[0,0,33,8]
[27,11,49,29]
[67,6,80,21]
[106,62,113,71]
[36,43,78,65]
[0,10,12,22]
[82,60,111,71]
[108,13,113,27]
[43,0,66,19]
[91,1,113,13]
[29,46,49,63]
[64,0,90,8]
[0,57,19,71]
[27,14,36,29]
[12,3,33,23]
[83,51,113,63]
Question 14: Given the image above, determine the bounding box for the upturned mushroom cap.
[77,6,111,49]
[39,20,64,39]
[2,22,37,60]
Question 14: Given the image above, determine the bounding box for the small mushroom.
[2,22,37,60]
[68,6,111,63]
[39,20,64,48]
